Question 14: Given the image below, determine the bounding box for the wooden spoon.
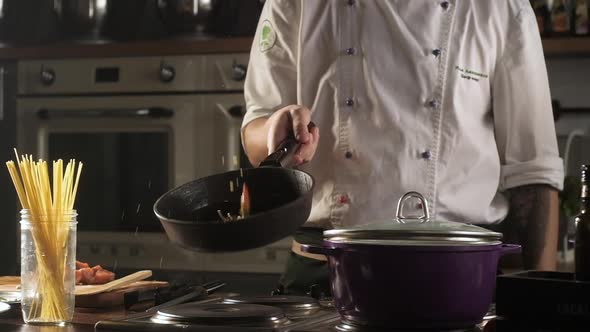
[75,270,152,296]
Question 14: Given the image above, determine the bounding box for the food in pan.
[217,182,251,222]
[240,182,251,217]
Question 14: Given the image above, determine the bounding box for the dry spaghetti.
[6,149,82,322]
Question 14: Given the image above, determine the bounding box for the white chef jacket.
[242,0,564,229]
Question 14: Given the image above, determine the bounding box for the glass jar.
[20,209,77,325]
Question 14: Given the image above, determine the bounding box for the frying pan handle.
[260,137,299,168]
[499,244,521,256]
[300,244,338,256]
[259,122,316,168]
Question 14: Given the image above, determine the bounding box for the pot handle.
[395,191,430,223]
[499,244,522,256]
[300,244,338,256]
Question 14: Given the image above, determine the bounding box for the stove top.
[94,294,489,332]
[151,303,289,327]
[95,294,339,332]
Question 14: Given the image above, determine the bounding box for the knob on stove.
[307,284,326,300]
[231,61,247,82]
[271,284,285,296]
[159,62,176,83]
[40,66,55,86]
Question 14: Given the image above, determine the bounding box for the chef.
[242,0,564,296]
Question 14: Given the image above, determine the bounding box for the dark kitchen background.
[0,0,590,296]
[0,0,276,296]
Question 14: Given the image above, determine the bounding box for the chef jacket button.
[345,98,355,107]
[432,49,442,57]
[421,150,432,160]
[428,99,440,109]
[346,0,355,6]
[338,194,350,204]
[345,151,353,159]
[441,1,450,10]
[346,47,356,55]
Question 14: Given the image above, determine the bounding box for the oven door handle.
[37,107,174,119]
[216,104,244,121]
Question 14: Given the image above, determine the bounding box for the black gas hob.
[94,294,489,332]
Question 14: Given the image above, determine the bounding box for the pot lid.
[324,192,502,246]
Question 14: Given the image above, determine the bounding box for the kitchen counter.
[0,36,589,60]
[0,306,126,332]
[0,308,581,332]
[0,37,253,60]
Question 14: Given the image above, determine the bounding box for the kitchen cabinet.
[0,38,253,60]
[0,61,18,275]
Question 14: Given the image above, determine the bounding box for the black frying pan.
[153,137,314,252]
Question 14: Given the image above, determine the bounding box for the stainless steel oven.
[0,61,18,275]
[16,55,291,274]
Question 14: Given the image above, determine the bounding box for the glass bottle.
[532,0,550,36]
[575,165,590,281]
[573,0,589,35]
[551,0,572,36]
[20,209,77,325]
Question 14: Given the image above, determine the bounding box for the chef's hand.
[266,105,320,166]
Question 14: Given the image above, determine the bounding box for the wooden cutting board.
[0,276,169,308]
[75,280,169,308]
[0,276,20,294]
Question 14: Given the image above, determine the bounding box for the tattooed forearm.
[501,185,559,270]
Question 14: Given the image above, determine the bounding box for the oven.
[16,55,292,275]
[0,61,18,275]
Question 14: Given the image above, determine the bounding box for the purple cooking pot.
[302,191,521,330]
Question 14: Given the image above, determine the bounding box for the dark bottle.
[532,0,550,36]
[551,0,571,36]
[575,164,590,281]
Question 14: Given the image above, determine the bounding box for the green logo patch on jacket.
[259,20,277,52]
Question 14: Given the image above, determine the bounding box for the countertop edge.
[2,36,590,60]
[0,37,254,60]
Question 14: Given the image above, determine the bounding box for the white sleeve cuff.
[241,107,273,131]
[240,107,274,149]
[499,157,565,191]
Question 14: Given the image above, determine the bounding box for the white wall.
[547,58,590,108]
[548,58,590,176]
